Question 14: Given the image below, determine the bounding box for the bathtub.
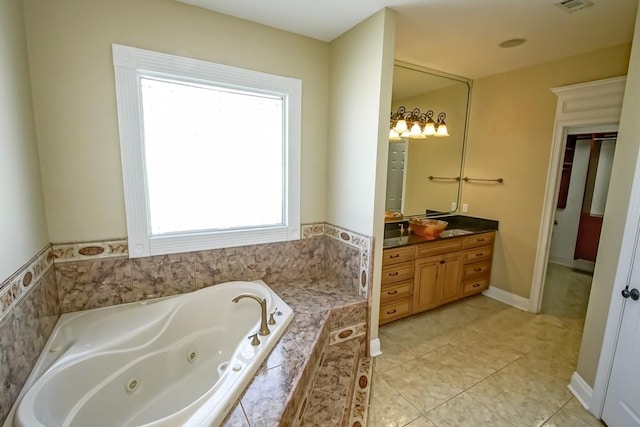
[5,280,293,427]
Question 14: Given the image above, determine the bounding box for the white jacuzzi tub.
[5,280,293,427]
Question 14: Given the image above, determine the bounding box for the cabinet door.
[413,256,440,313]
[440,253,463,304]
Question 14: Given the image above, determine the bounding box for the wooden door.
[413,256,440,313]
[414,253,462,312]
[440,253,463,304]
[574,135,616,262]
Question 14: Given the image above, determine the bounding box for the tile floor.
[369,263,605,426]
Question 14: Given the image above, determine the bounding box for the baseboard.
[482,286,530,311]
[370,338,381,357]
[568,371,593,410]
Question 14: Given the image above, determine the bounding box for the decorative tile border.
[329,321,366,346]
[348,356,372,427]
[52,239,128,263]
[301,223,325,239]
[0,245,54,322]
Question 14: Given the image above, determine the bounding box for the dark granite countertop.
[383,215,499,249]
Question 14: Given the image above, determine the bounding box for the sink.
[439,229,473,238]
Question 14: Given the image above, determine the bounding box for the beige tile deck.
[369,263,604,427]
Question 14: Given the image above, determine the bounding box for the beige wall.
[463,43,631,299]
[0,0,49,281]
[327,9,395,237]
[326,8,396,341]
[578,9,640,387]
[22,0,330,243]
[392,84,469,215]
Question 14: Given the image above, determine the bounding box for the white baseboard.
[568,371,593,410]
[482,286,530,311]
[370,338,381,357]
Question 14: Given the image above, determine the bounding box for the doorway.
[549,130,617,270]
[541,128,617,343]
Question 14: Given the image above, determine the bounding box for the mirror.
[385,62,471,217]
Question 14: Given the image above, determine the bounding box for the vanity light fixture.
[389,106,449,140]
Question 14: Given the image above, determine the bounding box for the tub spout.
[232,294,270,336]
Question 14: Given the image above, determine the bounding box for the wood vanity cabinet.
[413,240,463,313]
[379,246,415,324]
[379,231,495,325]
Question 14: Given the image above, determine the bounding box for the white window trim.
[112,44,301,258]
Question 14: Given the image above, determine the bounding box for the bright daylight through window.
[112,45,301,258]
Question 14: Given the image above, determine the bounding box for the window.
[112,44,301,258]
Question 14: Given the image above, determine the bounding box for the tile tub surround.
[221,279,369,426]
[53,223,373,313]
[0,246,60,424]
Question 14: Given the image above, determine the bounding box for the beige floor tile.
[466,364,572,426]
[369,375,423,427]
[379,313,461,357]
[370,265,595,427]
[426,393,513,427]
[411,344,496,389]
[403,416,438,426]
[374,334,416,374]
[449,327,526,370]
[380,359,465,413]
[542,398,605,427]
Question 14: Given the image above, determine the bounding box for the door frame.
[529,77,626,314]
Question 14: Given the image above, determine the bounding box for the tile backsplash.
[53,223,373,313]
[0,246,60,423]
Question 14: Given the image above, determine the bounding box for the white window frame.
[112,44,301,258]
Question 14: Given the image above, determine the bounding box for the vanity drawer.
[463,232,495,249]
[379,297,412,324]
[462,261,491,280]
[463,246,493,264]
[415,238,463,259]
[461,278,489,296]
[382,246,415,266]
[382,261,414,285]
[381,279,413,303]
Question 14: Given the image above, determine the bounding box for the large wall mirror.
[385,62,471,217]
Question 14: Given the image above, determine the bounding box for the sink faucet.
[232,294,271,336]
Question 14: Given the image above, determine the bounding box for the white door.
[602,243,640,426]
[385,141,406,212]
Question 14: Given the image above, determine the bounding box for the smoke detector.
[556,0,594,12]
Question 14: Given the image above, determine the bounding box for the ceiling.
[179,0,638,79]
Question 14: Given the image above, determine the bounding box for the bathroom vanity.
[380,216,498,324]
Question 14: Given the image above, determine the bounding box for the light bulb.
[435,123,449,137]
[423,121,436,136]
[394,120,408,133]
[389,129,401,141]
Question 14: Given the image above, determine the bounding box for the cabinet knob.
[387,290,398,295]
[439,260,445,264]
[476,252,484,257]
[389,272,399,276]
[387,309,397,315]
[389,254,400,258]
[474,267,482,272]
